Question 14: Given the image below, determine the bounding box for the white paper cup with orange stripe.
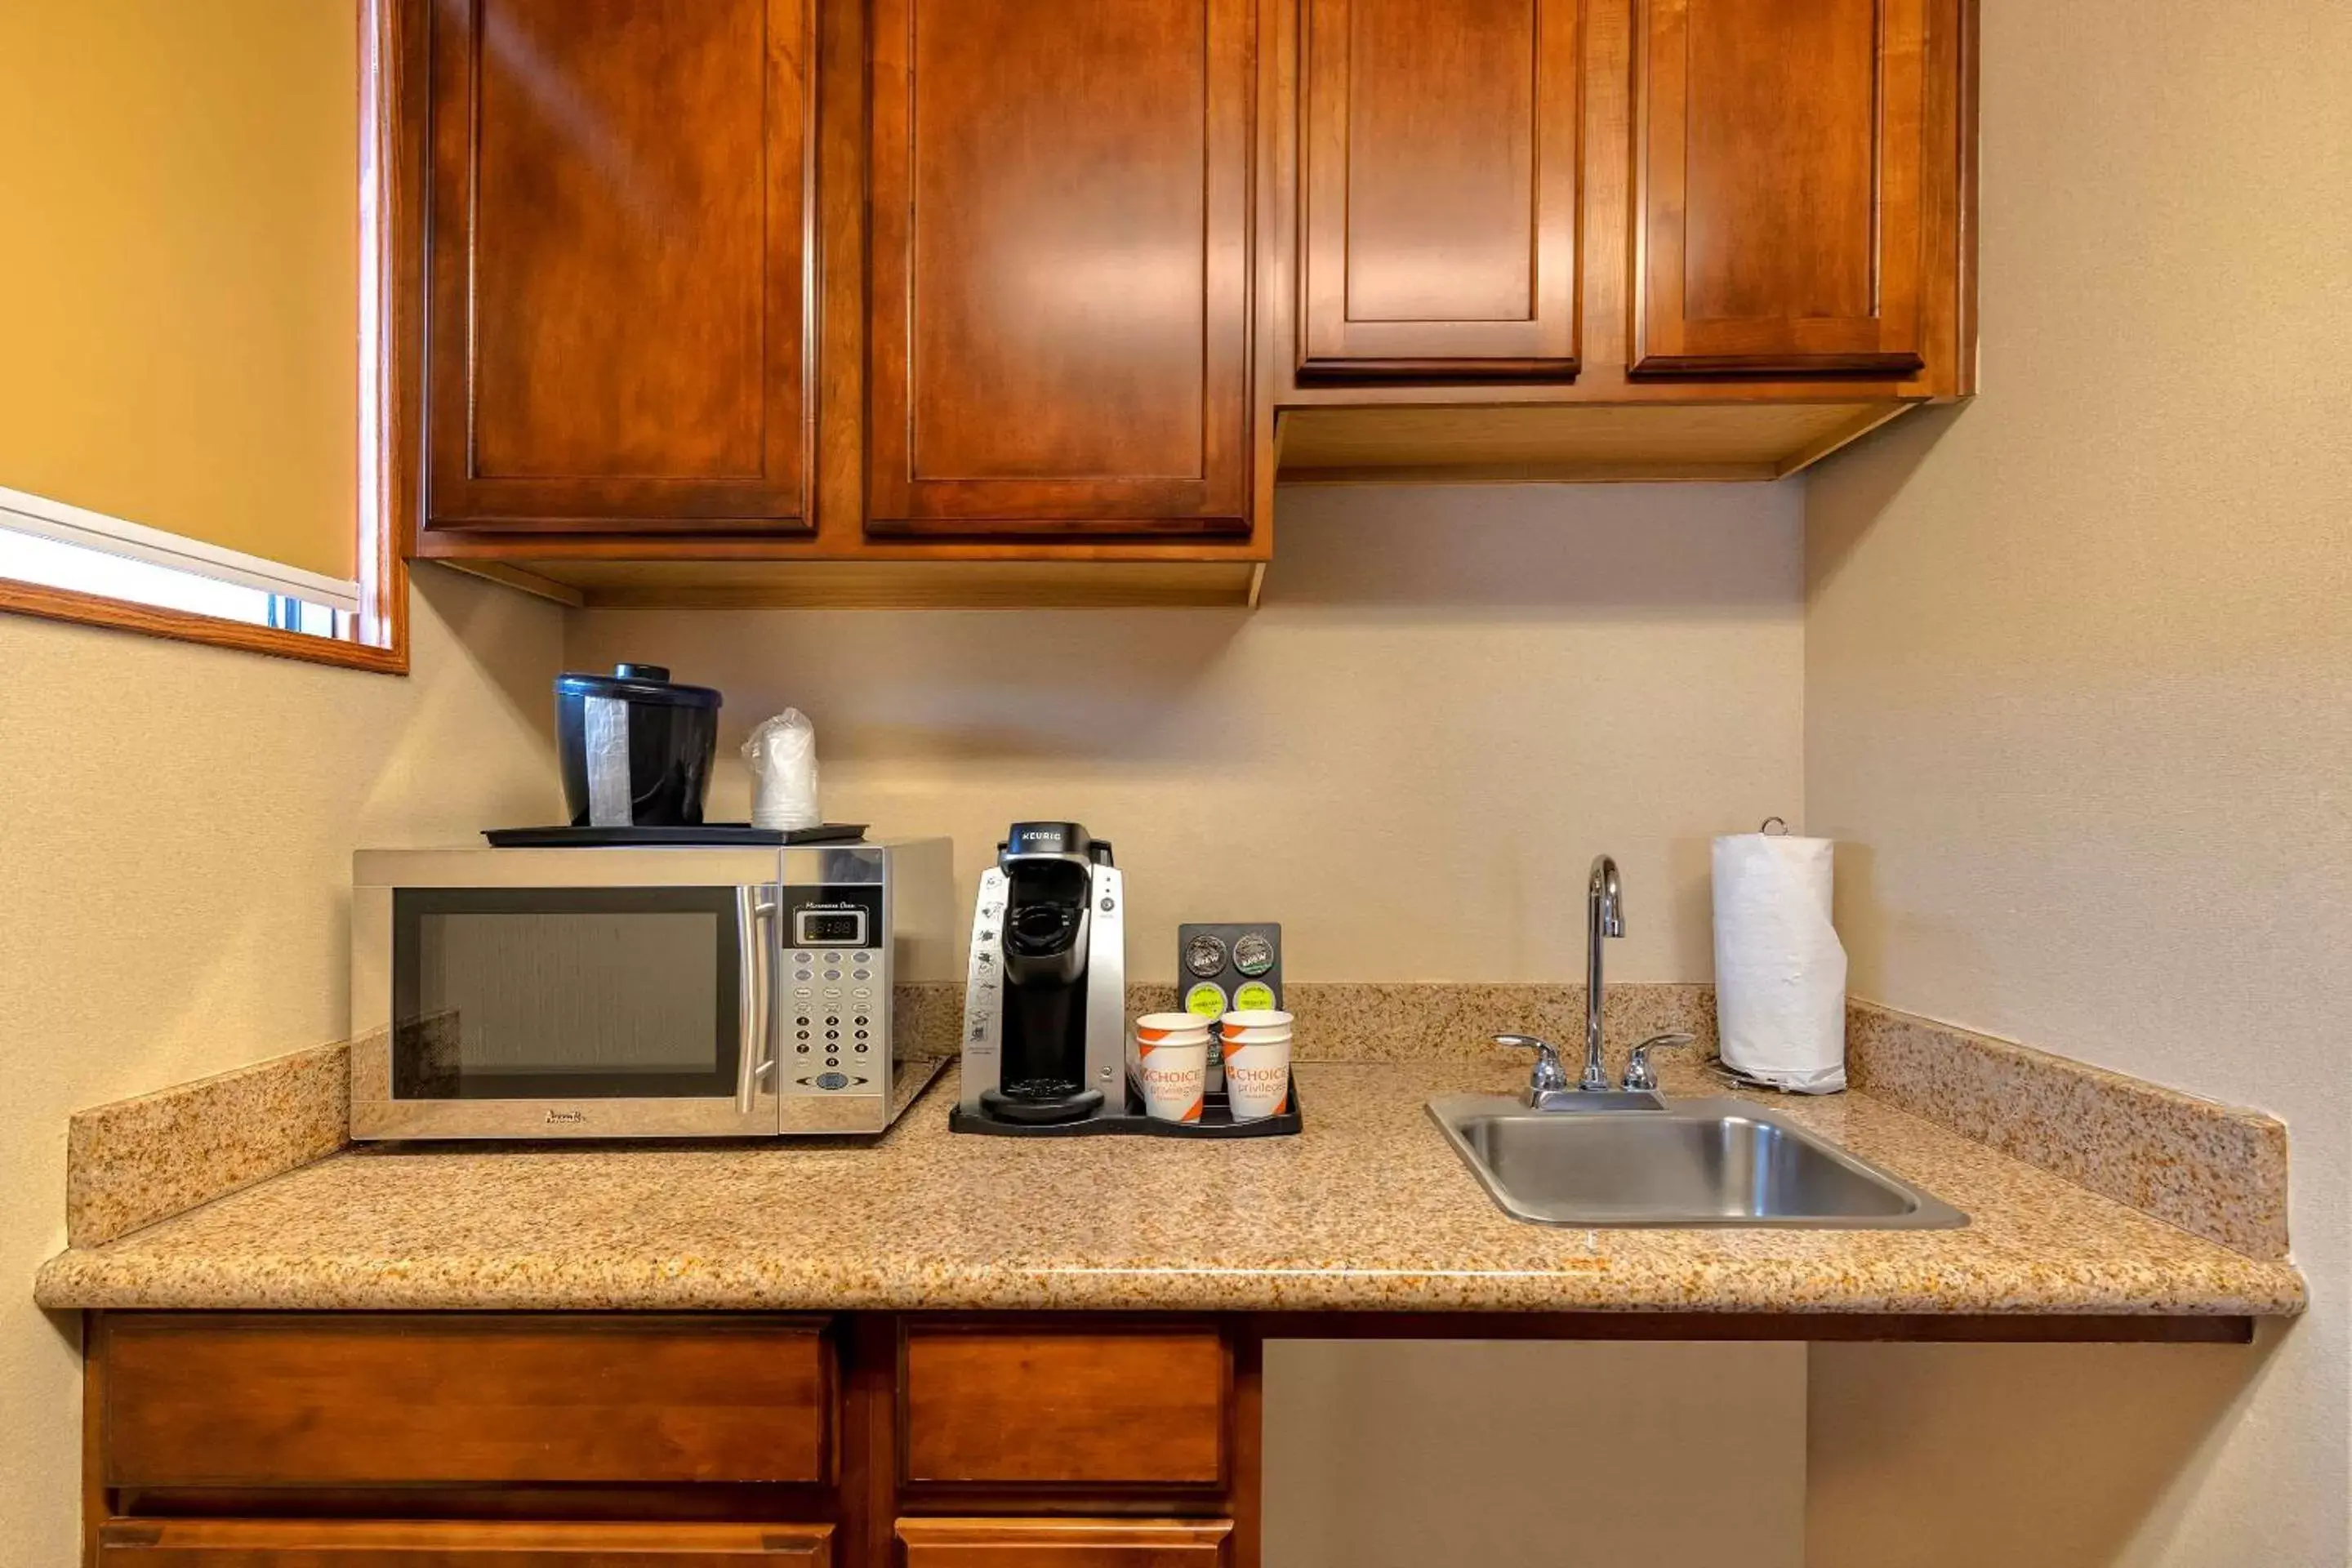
[1219,1010,1294,1122]
[1135,1013,1211,1125]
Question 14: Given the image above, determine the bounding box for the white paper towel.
[1712,831,1847,1093]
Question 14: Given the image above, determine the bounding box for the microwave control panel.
[782,885,887,1097]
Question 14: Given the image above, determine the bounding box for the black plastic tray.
[949,1084,1303,1138]
[483,823,868,848]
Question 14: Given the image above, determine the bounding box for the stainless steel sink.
[1428,1094,1967,1229]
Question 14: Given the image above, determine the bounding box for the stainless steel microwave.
[350,840,954,1140]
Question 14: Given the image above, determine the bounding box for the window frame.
[0,0,411,675]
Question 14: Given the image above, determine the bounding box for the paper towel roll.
[1712,832,1848,1093]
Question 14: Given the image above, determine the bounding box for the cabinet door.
[1300,0,1582,378]
[96,1519,831,1566]
[898,1519,1229,1568]
[866,0,1254,537]
[1631,0,1930,376]
[425,0,813,532]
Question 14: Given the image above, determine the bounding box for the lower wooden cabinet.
[94,1520,832,1565]
[897,1519,1230,1568]
[84,1315,1257,1568]
[902,1327,1229,1486]
[98,1315,832,1488]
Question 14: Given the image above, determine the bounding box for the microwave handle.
[736,889,778,1116]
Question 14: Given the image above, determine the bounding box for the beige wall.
[1802,0,2352,1560]
[0,565,564,1568]
[570,481,1806,983]
[1266,1339,1805,1568]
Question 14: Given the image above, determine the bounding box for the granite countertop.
[33,1058,2305,1316]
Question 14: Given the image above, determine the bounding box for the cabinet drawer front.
[103,1316,831,1487]
[902,1329,1227,1486]
[898,1518,1229,1568]
[97,1520,831,1566]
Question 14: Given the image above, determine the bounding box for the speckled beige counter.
[1845,1001,2290,1258]
[65,1040,348,1248]
[33,1055,2304,1318]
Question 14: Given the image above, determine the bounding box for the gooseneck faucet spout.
[1583,854,1624,1091]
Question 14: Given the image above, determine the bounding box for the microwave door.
[359,884,781,1139]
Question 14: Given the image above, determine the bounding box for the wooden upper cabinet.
[425,0,814,533]
[1300,0,1583,379]
[866,0,1255,537]
[1631,0,1935,376]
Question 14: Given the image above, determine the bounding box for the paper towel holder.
[1759,816,1790,835]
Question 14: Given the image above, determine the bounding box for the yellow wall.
[571,481,1808,982]
[0,567,564,1568]
[1802,0,2352,1558]
[0,2,361,580]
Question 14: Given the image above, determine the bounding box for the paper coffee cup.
[1220,1009,1291,1036]
[1136,1017,1209,1123]
[1221,1037,1290,1121]
[1138,1039,1208,1123]
[1219,1011,1292,1122]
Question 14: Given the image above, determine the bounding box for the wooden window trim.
[0,0,412,675]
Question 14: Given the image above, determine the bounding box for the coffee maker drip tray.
[978,1084,1106,1125]
[951,1084,1306,1140]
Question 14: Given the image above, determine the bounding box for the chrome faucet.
[1494,853,1692,1107]
[1582,854,1624,1092]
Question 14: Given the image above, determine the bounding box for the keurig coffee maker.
[957,822,1125,1125]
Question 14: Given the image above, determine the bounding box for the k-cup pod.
[1220,1033,1292,1123]
[1232,979,1279,1013]
[1136,1027,1209,1124]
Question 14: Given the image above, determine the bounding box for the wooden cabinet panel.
[96,1520,831,1566]
[902,1328,1227,1486]
[898,1519,1229,1568]
[866,0,1254,536]
[1301,0,1582,377]
[101,1315,831,1488]
[425,0,813,532]
[1632,0,1933,376]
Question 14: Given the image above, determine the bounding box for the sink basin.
[1428,1094,1967,1228]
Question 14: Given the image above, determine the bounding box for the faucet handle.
[1494,1034,1570,1098]
[1621,1032,1696,1092]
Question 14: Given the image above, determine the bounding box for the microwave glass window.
[421,911,717,1071]
[391,888,742,1100]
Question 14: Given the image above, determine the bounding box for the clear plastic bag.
[741,709,821,830]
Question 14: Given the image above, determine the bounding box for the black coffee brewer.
[956,823,1127,1126]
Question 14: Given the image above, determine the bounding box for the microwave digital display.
[794,908,869,947]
